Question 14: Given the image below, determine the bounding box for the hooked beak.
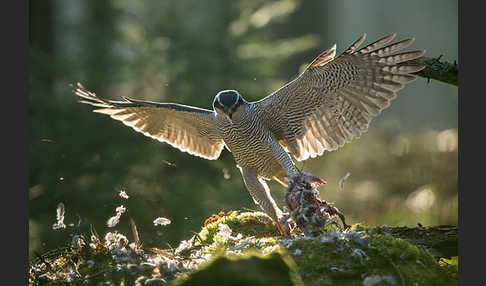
[224,107,233,123]
[310,177,327,188]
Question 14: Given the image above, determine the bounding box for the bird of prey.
[75,33,425,234]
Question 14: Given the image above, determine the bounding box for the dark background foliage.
[29,0,458,257]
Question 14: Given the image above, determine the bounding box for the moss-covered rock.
[181,211,457,286]
[29,211,458,286]
[171,251,302,286]
[283,232,455,285]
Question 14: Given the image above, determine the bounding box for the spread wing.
[255,33,425,161]
[75,83,225,160]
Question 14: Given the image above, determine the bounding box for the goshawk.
[75,33,425,234]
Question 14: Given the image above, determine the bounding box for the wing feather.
[75,83,225,160]
[255,33,425,161]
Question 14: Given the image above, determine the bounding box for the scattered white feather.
[363,275,396,286]
[222,168,231,180]
[56,202,65,220]
[106,216,121,228]
[52,202,66,230]
[217,223,233,240]
[116,205,127,214]
[338,172,351,190]
[262,244,280,255]
[153,217,171,226]
[119,190,129,199]
[107,205,127,227]
[175,239,193,255]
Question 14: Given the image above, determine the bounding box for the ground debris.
[30,211,457,286]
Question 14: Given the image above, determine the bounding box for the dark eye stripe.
[213,98,223,110]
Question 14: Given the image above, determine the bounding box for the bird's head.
[213,90,245,123]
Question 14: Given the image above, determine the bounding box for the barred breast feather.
[215,106,294,179]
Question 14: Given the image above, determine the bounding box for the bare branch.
[411,56,458,86]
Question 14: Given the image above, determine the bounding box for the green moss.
[350,222,370,232]
[189,214,457,286]
[287,236,367,285]
[254,237,279,247]
[30,213,457,286]
[285,232,456,286]
[439,256,458,269]
[365,234,456,285]
[194,211,280,246]
[171,250,303,286]
[51,257,68,269]
[439,256,458,280]
[378,225,458,259]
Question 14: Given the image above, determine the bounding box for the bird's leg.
[273,176,289,188]
[238,166,286,235]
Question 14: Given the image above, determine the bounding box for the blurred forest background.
[29,0,458,258]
